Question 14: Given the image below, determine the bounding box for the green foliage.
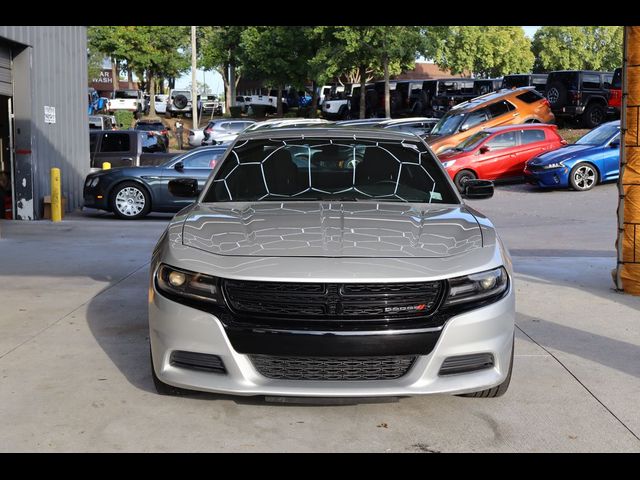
[114,110,134,129]
[532,26,623,72]
[423,26,534,77]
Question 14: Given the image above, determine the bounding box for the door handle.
[513,113,520,117]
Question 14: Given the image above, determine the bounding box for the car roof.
[482,123,557,134]
[449,86,537,112]
[377,117,439,127]
[237,126,421,142]
[548,70,613,75]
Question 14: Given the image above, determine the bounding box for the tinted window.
[612,68,622,89]
[548,72,579,90]
[182,150,225,168]
[576,123,620,145]
[135,122,164,131]
[486,131,517,150]
[460,109,489,130]
[582,74,601,89]
[99,133,130,153]
[141,134,162,152]
[520,129,546,144]
[203,138,458,204]
[89,133,98,153]
[487,100,512,117]
[457,131,491,151]
[114,90,138,99]
[603,73,613,89]
[431,112,466,136]
[516,90,544,104]
[502,75,529,89]
[228,122,248,132]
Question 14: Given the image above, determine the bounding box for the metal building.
[0,26,88,220]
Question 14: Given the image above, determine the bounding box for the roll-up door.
[0,45,13,97]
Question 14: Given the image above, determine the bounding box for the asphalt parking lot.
[1,182,639,452]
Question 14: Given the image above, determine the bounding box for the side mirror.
[168,178,199,198]
[174,161,184,171]
[479,145,491,154]
[610,140,620,149]
[463,179,494,200]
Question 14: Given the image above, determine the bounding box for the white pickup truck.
[107,90,144,119]
[236,94,288,114]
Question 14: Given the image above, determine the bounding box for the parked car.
[375,117,439,136]
[439,124,567,191]
[426,78,477,117]
[89,130,176,170]
[134,119,170,146]
[544,70,615,128]
[524,120,620,191]
[425,87,555,154]
[608,68,622,114]
[473,79,503,96]
[200,119,256,146]
[322,84,355,120]
[83,146,227,219]
[502,74,548,93]
[89,115,115,131]
[166,89,196,118]
[107,89,144,119]
[201,95,223,116]
[149,125,515,398]
[242,118,331,133]
[153,94,169,115]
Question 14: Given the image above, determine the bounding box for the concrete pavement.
[1,182,639,452]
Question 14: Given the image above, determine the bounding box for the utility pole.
[191,25,198,128]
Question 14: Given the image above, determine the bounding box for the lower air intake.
[439,353,494,376]
[250,355,416,381]
[170,351,226,374]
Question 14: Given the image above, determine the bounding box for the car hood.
[528,144,595,164]
[180,202,484,258]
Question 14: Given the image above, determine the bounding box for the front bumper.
[552,105,585,117]
[149,282,515,397]
[523,166,569,188]
[83,184,110,210]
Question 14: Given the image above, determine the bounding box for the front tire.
[582,103,606,129]
[569,162,599,191]
[110,181,151,219]
[454,169,477,193]
[460,336,514,398]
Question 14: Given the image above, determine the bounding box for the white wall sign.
[44,106,56,124]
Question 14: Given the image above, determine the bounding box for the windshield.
[201,138,458,204]
[456,131,491,151]
[576,124,619,145]
[136,123,164,131]
[114,90,138,99]
[430,112,465,136]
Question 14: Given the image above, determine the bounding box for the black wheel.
[545,81,567,108]
[173,94,188,110]
[454,170,477,193]
[569,162,599,191]
[582,103,607,128]
[460,335,514,398]
[150,347,192,396]
[110,181,152,219]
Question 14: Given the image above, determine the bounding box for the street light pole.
[191,25,198,128]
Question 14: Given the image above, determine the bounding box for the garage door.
[0,45,12,96]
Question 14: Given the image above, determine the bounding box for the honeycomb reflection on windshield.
[204,138,458,204]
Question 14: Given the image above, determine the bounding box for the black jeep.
[544,70,615,128]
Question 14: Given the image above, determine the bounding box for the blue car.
[524,120,620,191]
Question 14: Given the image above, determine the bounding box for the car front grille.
[249,355,416,381]
[221,279,444,323]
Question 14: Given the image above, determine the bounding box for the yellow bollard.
[102,162,111,170]
[50,168,62,222]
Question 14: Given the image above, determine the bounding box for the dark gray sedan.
[83,146,227,219]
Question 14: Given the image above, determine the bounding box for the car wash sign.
[91,70,113,86]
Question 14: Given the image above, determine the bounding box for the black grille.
[250,355,416,381]
[222,279,444,322]
[170,351,226,374]
[439,353,494,376]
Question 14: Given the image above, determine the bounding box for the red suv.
[438,124,567,191]
[608,68,622,113]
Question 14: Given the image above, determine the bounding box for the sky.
[175,26,542,95]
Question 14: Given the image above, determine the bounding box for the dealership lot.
[1,183,639,452]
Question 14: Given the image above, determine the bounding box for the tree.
[240,27,310,116]
[88,26,130,94]
[424,26,534,77]
[532,26,623,72]
[200,26,248,114]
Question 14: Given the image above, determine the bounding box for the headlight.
[155,264,223,304]
[441,160,456,168]
[542,162,564,169]
[444,267,508,307]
